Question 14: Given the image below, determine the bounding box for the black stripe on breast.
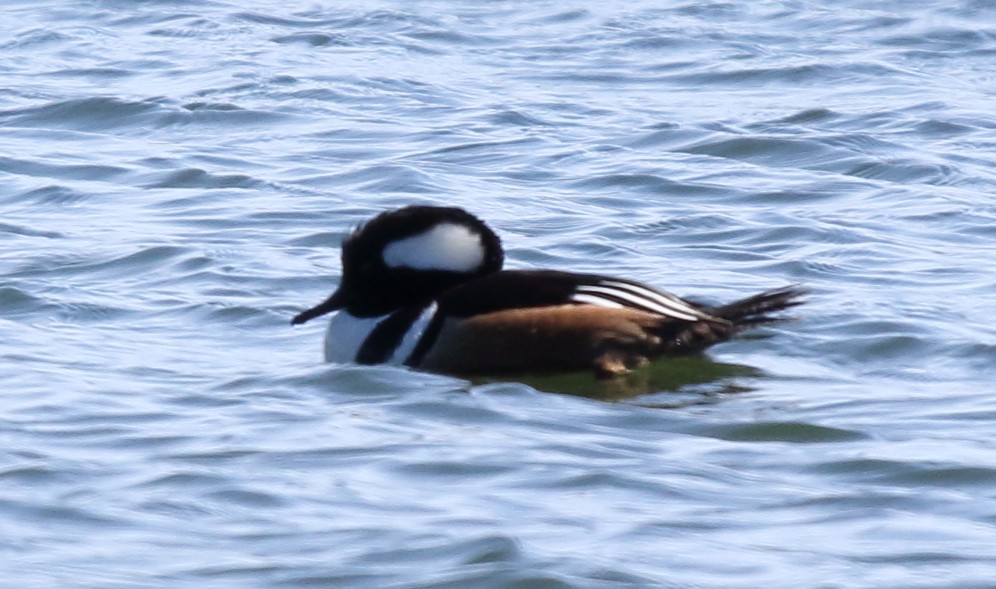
[355,305,428,365]
[403,311,446,368]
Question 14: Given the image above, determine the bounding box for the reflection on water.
[475,355,760,401]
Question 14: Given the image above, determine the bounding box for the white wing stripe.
[595,280,700,313]
[571,293,627,309]
[575,284,699,321]
[593,280,707,318]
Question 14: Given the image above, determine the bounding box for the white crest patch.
[382,223,485,272]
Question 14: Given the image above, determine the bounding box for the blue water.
[4,1,996,587]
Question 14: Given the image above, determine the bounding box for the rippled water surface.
[4,1,996,587]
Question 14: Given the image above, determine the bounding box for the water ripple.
[4,0,996,587]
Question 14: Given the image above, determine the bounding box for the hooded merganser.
[292,205,805,377]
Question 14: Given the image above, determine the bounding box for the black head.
[292,206,504,323]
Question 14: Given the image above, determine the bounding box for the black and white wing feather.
[437,270,714,322]
[570,278,712,322]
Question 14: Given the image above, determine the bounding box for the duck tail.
[714,285,808,327]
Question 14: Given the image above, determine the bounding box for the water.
[3,0,996,587]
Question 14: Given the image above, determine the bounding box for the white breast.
[323,312,384,364]
[323,303,439,365]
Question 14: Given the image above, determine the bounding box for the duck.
[291,205,805,377]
